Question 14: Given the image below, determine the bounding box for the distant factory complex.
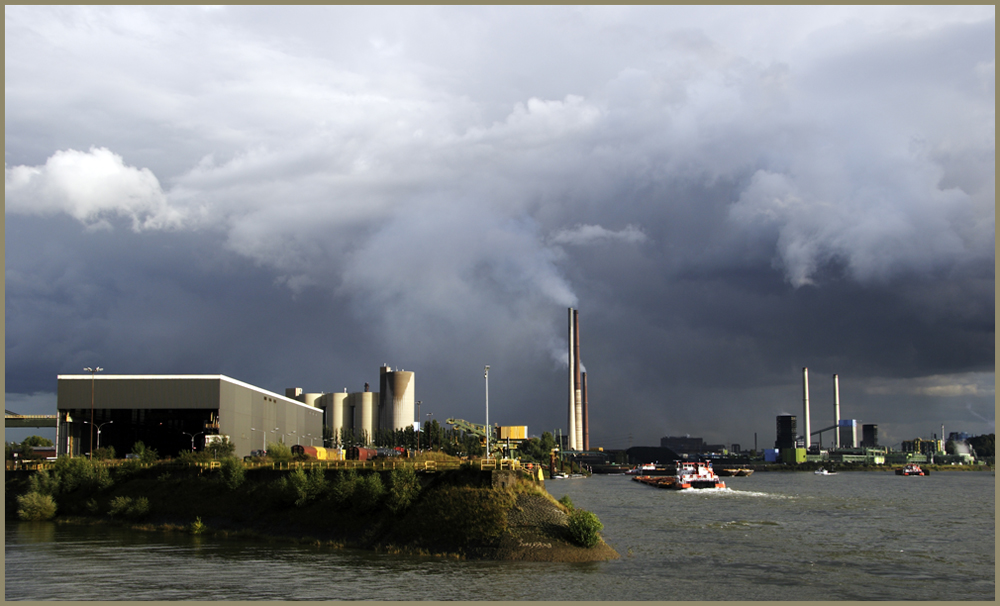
[32,310,984,466]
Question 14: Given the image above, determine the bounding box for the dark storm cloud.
[5,6,994,447]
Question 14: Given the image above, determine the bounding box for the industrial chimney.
[833,374,841,450]
[802,367,811,450]
[582,371,589,451]
[568,307,577,452]
[573,309,583,451]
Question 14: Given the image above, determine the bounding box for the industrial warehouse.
[54,365,416,459]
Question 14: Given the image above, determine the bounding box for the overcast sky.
[5,6,995,449]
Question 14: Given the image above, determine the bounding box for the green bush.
[219,457,245,490]
[558,494,574,510]
[108,496,150,520]
[386,467,421,514]
[354,472,385,511]
[190,516,206,535]
[205,437,236,460]
[48,456,113,494]
[17,492,57,521]
[273,466,327,507]
[177,450,211,465]
[266,442,292,463]
[567,509,603,548]
[28,469,61,496]
[330,468,358,505]
[92,446,116,460]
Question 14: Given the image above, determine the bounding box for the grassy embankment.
[6,453,617,561]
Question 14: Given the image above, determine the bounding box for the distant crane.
[445,418,497,453]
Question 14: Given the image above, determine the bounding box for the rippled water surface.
[6,471,994,600]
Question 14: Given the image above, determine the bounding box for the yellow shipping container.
[499,426,527,440]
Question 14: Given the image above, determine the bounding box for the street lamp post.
[83,420,113,450]
[415,400,423,451]
[84,367,103,460]
[484,365,490,460]
[181,431,204,451]
[426,413,434,450]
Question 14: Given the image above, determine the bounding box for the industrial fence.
[7,456,527,473]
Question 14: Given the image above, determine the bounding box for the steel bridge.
[5,410,58,428]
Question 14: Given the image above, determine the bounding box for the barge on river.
[895,463,928,476]
[632,461,726,490]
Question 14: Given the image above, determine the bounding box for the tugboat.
[632,461,726,490]
[895,463,928,476]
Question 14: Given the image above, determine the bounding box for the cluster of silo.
[286,364,415,446]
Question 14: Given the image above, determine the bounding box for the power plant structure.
[292,364,415,446]
[567,307,589,452]
[791,368,867,454]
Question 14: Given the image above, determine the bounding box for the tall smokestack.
[567,308,576,451]
[573,309,583,451]
[803,367,811,450]
[582,371,589,451]
[833,374,841,449]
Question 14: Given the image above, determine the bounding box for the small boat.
[632,461,726,490]
[814,467,837,475]
[895,463,928,476]
[717,468,754,477]
[626,463,657,475]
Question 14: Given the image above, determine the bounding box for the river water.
[6,471,994,601]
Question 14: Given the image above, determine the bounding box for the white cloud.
[549,224,648,246]
[5,147,186,232]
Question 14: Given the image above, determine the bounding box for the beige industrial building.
[56,374,323,459]
[55,364,416,458]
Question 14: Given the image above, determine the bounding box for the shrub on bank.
[354,472,385,512]
[567,509,603,548]
[108,496,150,520]
[219,457,245,490]
[17,491,57,521]
[386,467,421,514]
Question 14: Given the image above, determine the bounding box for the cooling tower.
[380,365,415,432]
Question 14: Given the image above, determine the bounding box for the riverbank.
[7,459,618,562]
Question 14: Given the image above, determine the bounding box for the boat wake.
[681,487,796,500]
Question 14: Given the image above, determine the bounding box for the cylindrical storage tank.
[384,370,415,432]
[300,393,322,407]
[326,392,348,445]
[359,391,376,443]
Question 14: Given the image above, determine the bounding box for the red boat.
[895,463,928,476]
